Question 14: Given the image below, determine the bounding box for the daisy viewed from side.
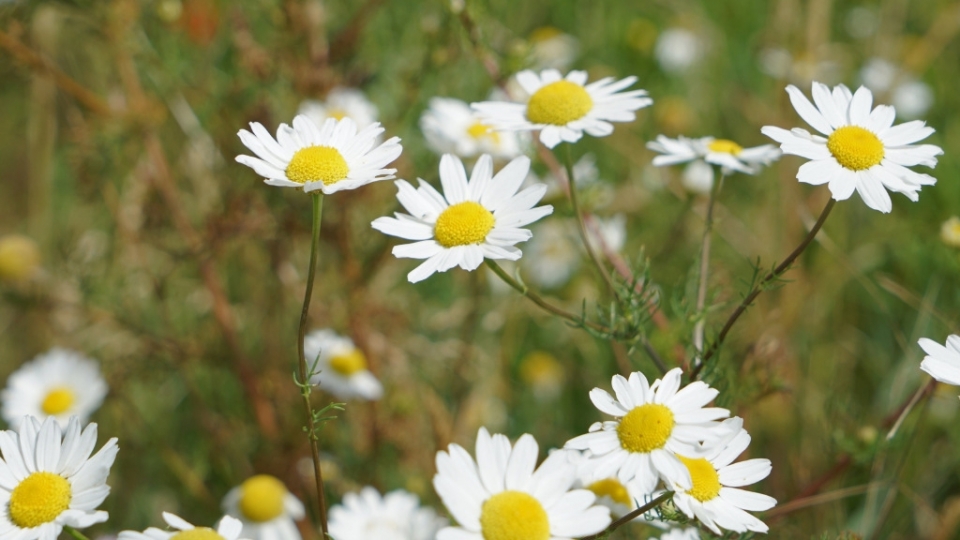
[472,69,652,148]
[119,513,246,540]
[303,329,383,401]
[567,449,648,519]
[298,87,379,130]
[372,154,553,283]
[761,81,942,213]
[420,97,523,160]
[434,427,611,540]
[918,334,960,387]
[222,474,305,540]
[0,416,119,540]
[648,135,781,177]
[328,486,446,540]
[565,368,729,494]
[1,348,108,428]
[236,115,402,194]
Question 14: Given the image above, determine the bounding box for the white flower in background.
[328,486,446,540]
[473,69,652,148]
[236,116,402,194]
[528,27,579,71]
[654,28,702,73]
[433,427,611,540]
[670,418,776,535]
[119,513,246,540]
[892,79,933,120]
[1,348,108,428]
[940,217,960,248]
[860,58,898,93]
[588,214,627,253]
[303,329,383,400]
[298,88,379,130]
[372,154,553,283]
[522,219,580,289]
[565,368,729,494]
[567,450,648,519]
[420,97,523,159]
[647,135,781,195]
[650,528,700,540]
[0,416,118,540]
[222,475,305,540]
[761,82,942,213]
[919,335,960,386]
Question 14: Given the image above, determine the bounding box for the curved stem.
[298,192,329,535]
[691,198,836,379]
[64,527,92,540]
[579,491,674,540]
[563,145,618,298]
[692,173,725,368]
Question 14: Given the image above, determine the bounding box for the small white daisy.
[119,513,246,540]
[2,348,108,428]
[918,334,960,386]
[328,486,446,540]
[472,69,652,149]
[222,475,305,540]
[647,135,781,178]
[522,219,580,289]
[433,427,611,540]
[654,28,702,74]
[940,217,960,248]
[761,81,943,213]
[298,87,379,130]
[0,416,119,540]
[527,27,579,71]
[588,214,627,254]
[371,154,553,283]
[567,450,649,519]
[303,329,383,401]
[420,97,523,160]
[235,115,402,194]
[565,368,729,494]
[670,418,776,535]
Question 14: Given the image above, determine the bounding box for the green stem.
[692,173,725,368]
[64,526,92,540]
[579,491,674,540]
[298,192,329,535]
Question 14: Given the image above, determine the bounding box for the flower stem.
[64,527,92,540]
[298,192,330,535]
[691,198,836,379]
[692,173,725,369]
[579,490,674,540]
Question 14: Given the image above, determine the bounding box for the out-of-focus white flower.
[528,27,579,71]
[303,329,383,400]
[298,88,379,130]
[647,135,781,196]
[892,79,933,120]
[2,348,108,428]
[654,29,702,73]
[588,214,627,253]
[522,219,580,289]
[860,58,898,93]
[120,514,245,540]
[328,486,446,540]
[420,97,523,160]
[222,475,305,540]
[940,217,960,248]
[919,335,960,387]
[519,351,566,401]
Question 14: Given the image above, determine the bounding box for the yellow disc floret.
[467,122,501,144]
[41,388,75,415]
[617,403,675,453]
[526,81,593,126]
[678,456,721,502]
[329,348,368,377]
[434,202,495,248]
[327,109,348,121]
[480,491,550,540]
[826,126,885,171]
[708,139,743,155]
[8,472,72,528]
[587,478,631,507]
[238,474,287,523]
[0,234,41,283]
[171,528,226,540]
[285,146,349,185]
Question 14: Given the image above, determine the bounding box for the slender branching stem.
[64,527,92,540]
[580,491,674,540]
[692,173,725,368]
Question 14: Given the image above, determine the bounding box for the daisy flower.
[565,368,729,494]
[472,69,652,149]
[527,27,579,71]
[647,135,781,179]
[567,449,648,519]
[654,29,702,74]
[522,219,580,289]
[328,486,446,540]
[940,217,960,248]
[761,81,942,213]
[433,427,611,540]
[2,348,108,428]
[420,97,523,160]
[298,87,379,130]
[235,115,402,195]
[222,475,305,540]
[0,416,119,540]
[371,154,553,283]
[119,513,245,540]
[918,335,960,386]
[303,329,382,401]
[670,418,776,535]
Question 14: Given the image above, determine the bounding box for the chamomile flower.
[433,427,611,540]
[2,348,108,428]
[0,416,118,540]
[568,450,648,519]
[372,154,553,283]
[670,418,776,535]
[235,115,402,194]
[654,29,702,73]
[940,217,960,247]
[565,368,729,494]
[222,475,305,540]
[527,27,579,71]
[918,335,960,386]
[420,97,523,159]
[119,513,245,540]
[647,135,781,177]
[328,486,446,540]
[298,87,379,130]
[303,329,382,401]
[472,69,652,148]
[761,81,943,213]
[522,219,580,288]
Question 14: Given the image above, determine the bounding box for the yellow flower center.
[519,351,562,385]
[707,139,743,155]
[327,108,348,121]
[238,474,287,522]
[434,201,495,248]
[587,478,631,507]
[41,387,75,415]
[329,348,368,376]
[529,26,563,43]
[467,122,501,144]
[678,456,722,502]
[617,403,675,453]
[479,491,550,540]
[171,528,226,540]
[285,146,349,185]
[0,234,41,282]
[526,80,593,126]
[826,126,885,171]
[8,472,72,528]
